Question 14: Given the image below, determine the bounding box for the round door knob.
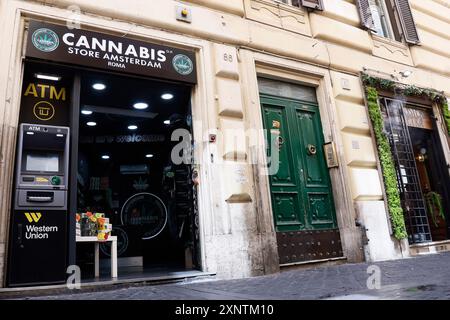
[307,144,317,155]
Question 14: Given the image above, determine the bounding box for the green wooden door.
[261,95,337,232]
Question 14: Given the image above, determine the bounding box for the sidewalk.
[8,252,450,300]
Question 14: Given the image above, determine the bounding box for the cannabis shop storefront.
[6,19,201,287]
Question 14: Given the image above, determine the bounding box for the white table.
[76,236,118,279]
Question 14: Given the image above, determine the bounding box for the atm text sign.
[24,83,66,101]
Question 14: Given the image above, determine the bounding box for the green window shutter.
[356,0,376,31]
[292,0,323,11]
[394,0,420,44]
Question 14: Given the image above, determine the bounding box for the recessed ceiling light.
[164,120,171,125]
[161,93,174,100]
[133,102,149,110]
[87,122,97,127]
[92,83,106,91]
[102,155,110,160]
[81,110,93,115]
[128,125,138,130]
[146,154,154,158]
[35,73,61,81]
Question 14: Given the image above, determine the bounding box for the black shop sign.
[19,71,71,126]
[26,20,197,84]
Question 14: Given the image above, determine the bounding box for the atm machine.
[7,123,70,287]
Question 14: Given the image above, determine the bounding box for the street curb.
[0,272,216,300]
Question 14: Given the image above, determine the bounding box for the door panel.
[261,97,306,231]
[272,192,305,229]
[308,192,336,228]
[262,103,297,187]
[294,104,337,229]
[294,105,329,188]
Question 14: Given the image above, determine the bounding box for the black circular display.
[120,193,168,240]
[100,226,129,257]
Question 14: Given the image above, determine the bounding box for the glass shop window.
[369,0,402,41]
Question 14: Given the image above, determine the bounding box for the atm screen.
[25,153,59,173]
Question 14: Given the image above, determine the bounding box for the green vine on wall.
[365,87,408,240]
[362,73,450,136]
[443,101,450,136]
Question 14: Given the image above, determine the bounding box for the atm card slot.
[26,191,54,203]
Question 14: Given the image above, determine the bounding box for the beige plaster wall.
[1,0,450,285]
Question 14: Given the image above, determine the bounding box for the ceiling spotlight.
[92,83,106,91]
[399,70,413,78]
[128,125,138,130]
[87,122,97,127]
[101,155,110,160]
[146,154,154,158]
[164,120,171,125]
[133,102,149,110]
[161,93,174,100]
[35,73,61,81]
[81,110,93,115]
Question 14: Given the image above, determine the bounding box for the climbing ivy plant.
[362,73,450,240]
[365,87,408,240]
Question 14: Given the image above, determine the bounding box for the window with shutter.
[356,0,376,31]
[370,0,396,38]
[356,0,418,44]
[394,0,420,44]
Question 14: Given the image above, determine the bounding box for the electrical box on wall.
[176,5,192,23]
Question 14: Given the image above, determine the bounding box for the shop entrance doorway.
[75,70,199,278]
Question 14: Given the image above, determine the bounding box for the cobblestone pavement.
[12,252,450,300]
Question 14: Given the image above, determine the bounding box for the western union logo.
[24,212,42,223]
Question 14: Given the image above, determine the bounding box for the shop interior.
[411,126,450,241]
[75,70,199,279]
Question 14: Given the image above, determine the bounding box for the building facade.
[0,0,449,288]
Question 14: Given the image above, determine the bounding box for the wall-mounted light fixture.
[399,70,413,78]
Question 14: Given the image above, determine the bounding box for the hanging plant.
[366,87,408,240]
[425,191,446,228]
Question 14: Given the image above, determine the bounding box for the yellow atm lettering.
[50,86,66,100]
[24,83,66,101]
